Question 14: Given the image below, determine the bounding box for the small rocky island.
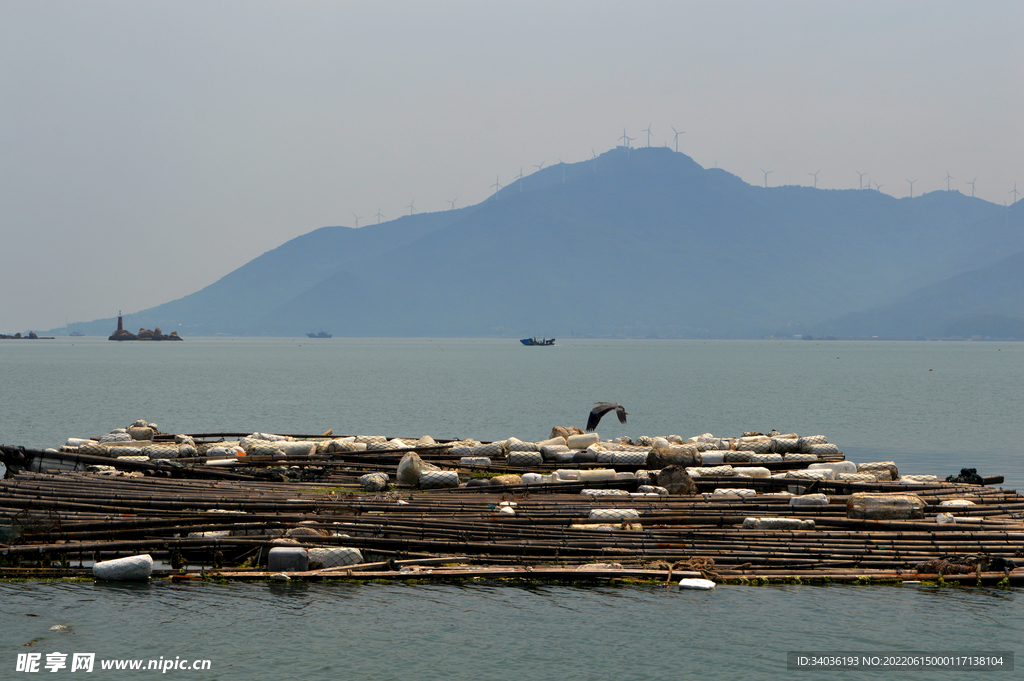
[0,331,54,340]
[108,313,183,341]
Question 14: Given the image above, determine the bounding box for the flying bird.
[586,402,628,432]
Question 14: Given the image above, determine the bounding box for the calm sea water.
[1,338,1021,680]
[2,337,1021,485]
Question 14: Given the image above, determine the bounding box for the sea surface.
[1,337,1021,679]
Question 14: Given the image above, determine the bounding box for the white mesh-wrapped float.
[783,453,818,463]
[611,451,648,465]
[940,499,976,507]
[507,439,539,452]
[308,547,362,569]
[807,443,841,457]
[143,445,179,459]
[580,488,631,496]
[588,508,640,520]
[358,473,389,492]
[354,435,387,445]
[847,493,925,520]
[837,473,878,482]
[786,469,833,481]
[899,475,938,483]
[790,493,830,507]
[637,485,669,495]
[419,470,459,489]
[107,445,144,457]
[809,461,857,475]
[471,442,508,458]
[857,461,899,481]
[738,466,771,478]
[539,445,570,461]
[742,517,815,530]
[98,432,132,444]
[93,554,153,581]
[797,435,828,451]
[711,488,757,497]
[255,443,290,457]
[686,465,735,477]
[459,457,491,467]
[724,451,752,463]
[78,442,108,456]
[770,438,801,454]
[507,451,543,467]
[749,453,783,464]
[738,439,772,453]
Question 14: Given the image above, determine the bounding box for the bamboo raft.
[1,426,1021,587]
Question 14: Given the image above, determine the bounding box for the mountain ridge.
[54,147,1024,339]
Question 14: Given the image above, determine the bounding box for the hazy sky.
[2,1,1022,332]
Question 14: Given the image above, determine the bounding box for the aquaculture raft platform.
[1,431,1021,587]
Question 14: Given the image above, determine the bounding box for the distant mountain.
[58,147,1024,339]
[814,248,1024,339]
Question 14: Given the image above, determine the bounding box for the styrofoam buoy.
[678,578,716,590]
[308,547,362,569]
[93,554,153,581]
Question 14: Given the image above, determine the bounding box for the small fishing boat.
[520,337,555,346]
[306,331,332,338]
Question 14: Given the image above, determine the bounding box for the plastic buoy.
[678,578,716,590]
[93,554,154,581]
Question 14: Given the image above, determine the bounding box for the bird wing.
[586,403,614,432]
[615,405,628,424]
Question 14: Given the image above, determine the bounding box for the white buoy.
[93,554,154,581]
[678,578,716,590]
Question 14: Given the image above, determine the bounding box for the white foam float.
[678,578,716,590]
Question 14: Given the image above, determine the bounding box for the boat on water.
[307,331,332,338]
[520,337,555,346]
[69,331,85,337]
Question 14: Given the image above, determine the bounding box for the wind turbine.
[642,123,653,147]
[965,178,976,198]
[856,170,867,190]
[406,199,416,215]
[533,161,545,172]
[352,213,363,228]
[760,168,772,188]
[515,167,524,192]
[808,169,821,188]
[447,198,457,211]
[491,175,502,194]
[944,170,954,191]
[591,148,597,173]
[671,127,685,153]
[906,179,917,199]
[618,128,632,148]
[559,159,565,183]
[1010,183,1020,205]
[375,207,384,224]
[874,181,884,192]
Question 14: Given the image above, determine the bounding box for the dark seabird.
[586,402,628,432]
